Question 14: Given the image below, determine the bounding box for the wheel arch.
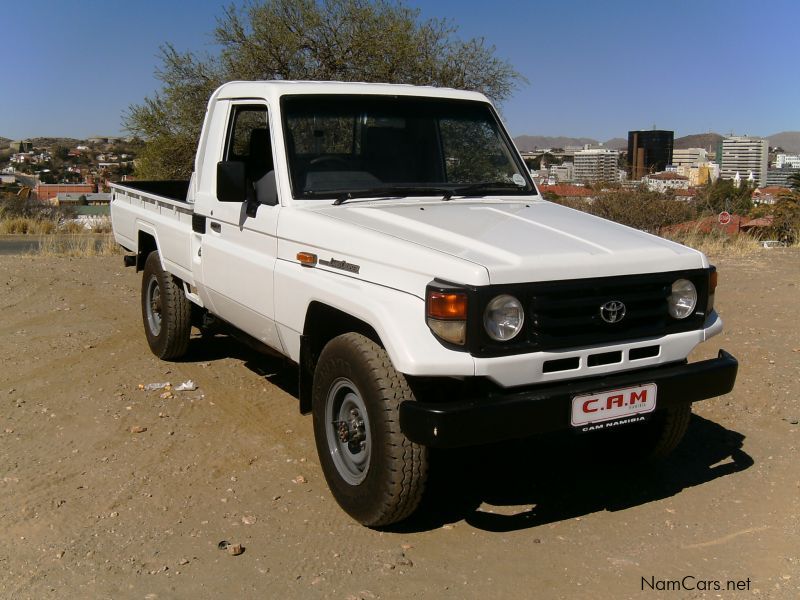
[136,228,159,272]
[298,301,383,414]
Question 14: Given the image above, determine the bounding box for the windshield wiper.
[443,181,528,200]
[325,186,451,205]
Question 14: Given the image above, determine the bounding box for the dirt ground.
[1,250,798,600]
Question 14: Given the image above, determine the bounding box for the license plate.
[571,383,657,431]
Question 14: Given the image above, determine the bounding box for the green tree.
[126,0,524,180]
[695,178,753,215]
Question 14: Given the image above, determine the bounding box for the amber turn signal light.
[427,292,468,320]
[297,252,317,266]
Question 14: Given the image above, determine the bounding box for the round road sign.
[718,211,731,225]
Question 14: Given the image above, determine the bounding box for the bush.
[550,189,697,234]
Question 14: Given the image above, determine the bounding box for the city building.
[766,167,800,187]
[671,148,708,166]
[775,153,800,169]
[574,148,619,183]
[675,162,719,186]
[10,140,33,153]
[627,130,674,179]
[54,192,111,206]
[548,162,574,183]
[720,136,769,187]
[643,172,690,193]
[34,183,95,203]
[752,187,790,206]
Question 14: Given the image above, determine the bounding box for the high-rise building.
[775,154,800,169]
[574,148,619,183]
[720,136,769,187]
[627,130,674,179]
[671,148,708,166]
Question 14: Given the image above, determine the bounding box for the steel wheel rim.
[145,275,162,336]
[325,377,371,485]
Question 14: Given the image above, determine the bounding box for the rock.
[292,475,307,484]
[227,543,244,556]
[130,425,147,434]
[242,515,257,525]
[178,558,189,566]
[396,554,413,567]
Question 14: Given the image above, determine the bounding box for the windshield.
[281,94,534,200]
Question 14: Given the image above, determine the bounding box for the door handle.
[210,222,221,233]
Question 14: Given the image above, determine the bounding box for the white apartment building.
[775,153,800,169]
[643,172,690,193]
[671,147,708,166]
[549,162,574,183]
[574,148,618,183]
[720,136,769,187]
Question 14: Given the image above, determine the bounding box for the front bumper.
[399,349,738,448]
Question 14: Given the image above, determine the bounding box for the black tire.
[648,403,692,459]
[606,403,692,461]
[141,251,191,360]
[312,333,428,527]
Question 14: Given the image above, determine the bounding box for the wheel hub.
[336,408,366,452]
[325,379,371,485]
[145,276,163,336]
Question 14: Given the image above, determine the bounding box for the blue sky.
[2,0,798,140]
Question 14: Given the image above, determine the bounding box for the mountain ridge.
[514,131,800,154]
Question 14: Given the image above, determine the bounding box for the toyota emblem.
[600,300,626,324]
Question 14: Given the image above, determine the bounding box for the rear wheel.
[312,333,428,527]
[141,252,191,360]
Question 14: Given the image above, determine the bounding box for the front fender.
[273,259,475,377]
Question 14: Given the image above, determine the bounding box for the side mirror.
[217,161,247,203]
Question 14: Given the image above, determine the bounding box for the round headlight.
[668,279,697,319]
[483,294,524,341]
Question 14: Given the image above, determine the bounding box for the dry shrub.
[0,217,59,234]
[37,233,122,257]
[60,221,87,234]
[663,226,761,257]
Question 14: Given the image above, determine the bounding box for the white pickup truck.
[111,81,737,527]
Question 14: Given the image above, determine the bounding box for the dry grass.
[36,233,122,257]
[0,217,58,234]
[663,227,763,257]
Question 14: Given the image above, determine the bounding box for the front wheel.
[141,251,191,360]
[606,403,692,461]
[312,333,428,527]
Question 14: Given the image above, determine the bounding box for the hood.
[313,198,707,284]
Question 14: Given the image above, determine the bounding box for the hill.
[673,133,723,151]
[603,137,627,150]
[766,131,800,153]
[514,135,598,151]
[28,137,82,148]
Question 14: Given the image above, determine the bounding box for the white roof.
[212,80,490,105]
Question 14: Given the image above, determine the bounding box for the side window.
[224,105,273,182]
